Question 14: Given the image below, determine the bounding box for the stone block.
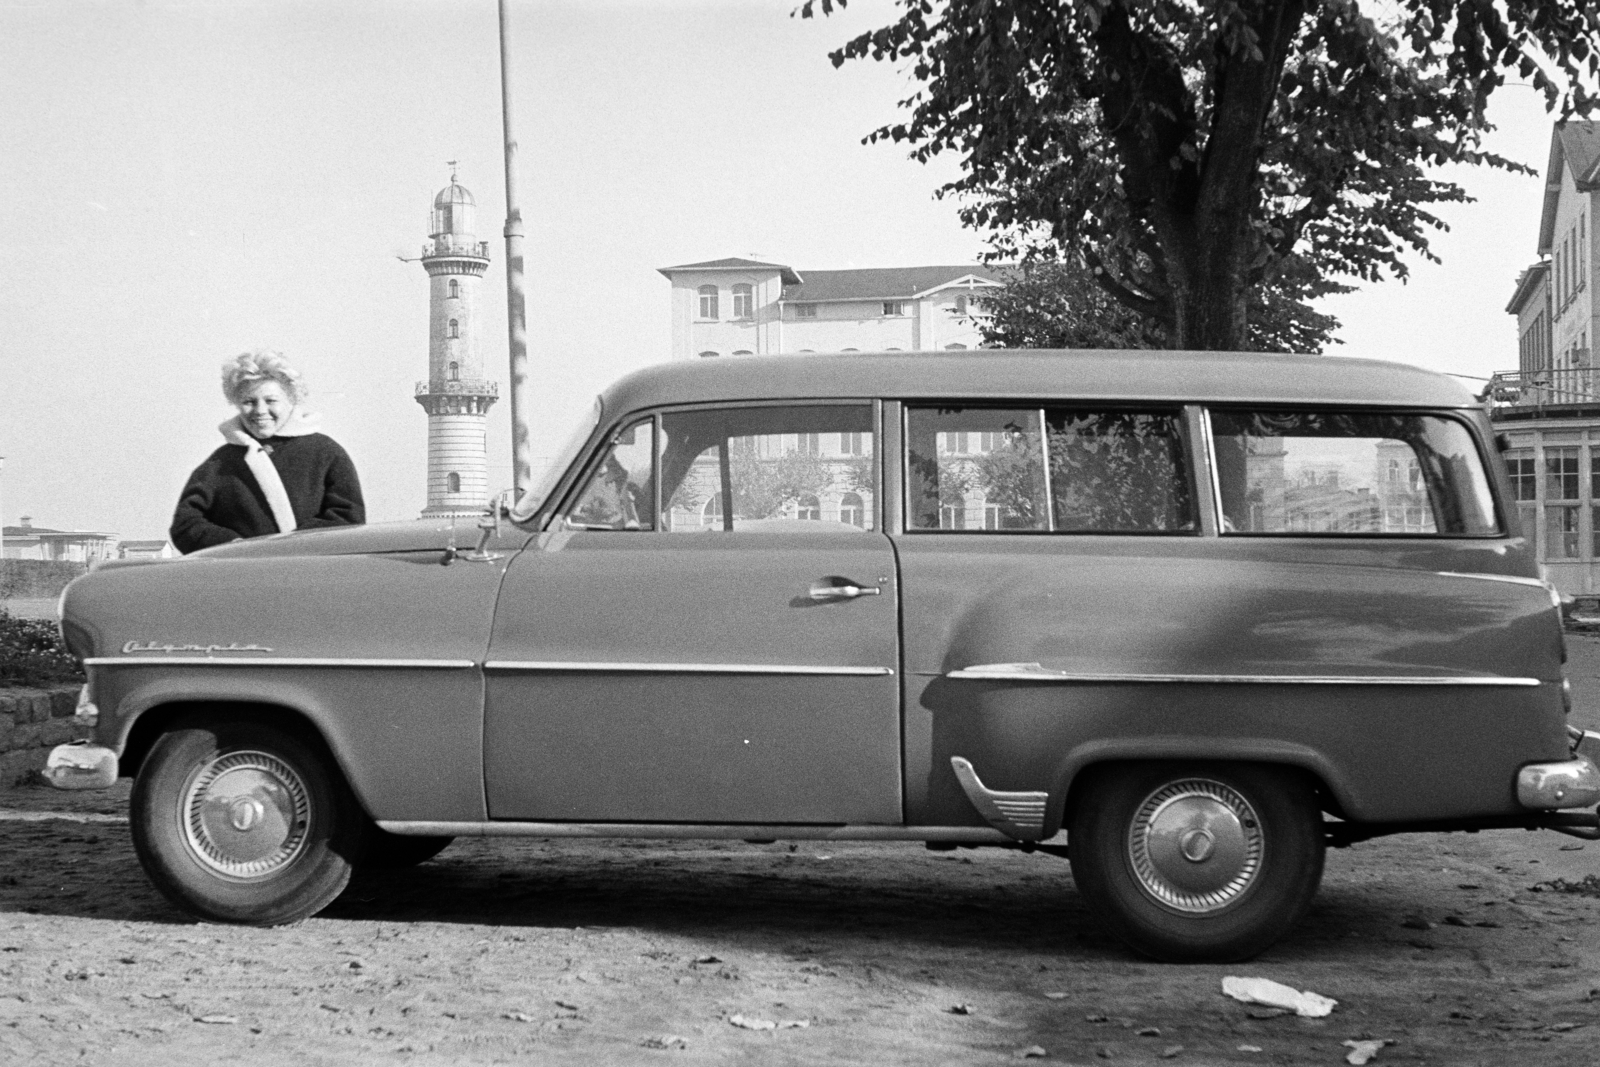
[0,748,45,789]
[9,722,42,751]
[41,718,90,747]
[50,688,79,718]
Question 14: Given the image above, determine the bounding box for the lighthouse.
[416,168,499,517]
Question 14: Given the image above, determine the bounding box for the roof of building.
[781,265,1005,303]
[434,182,475,208]
[1540,121,1600,252]
[657,258,804,285]
[2,524,114,540]
[597,350,1478,420]
[1506,260,1551,315]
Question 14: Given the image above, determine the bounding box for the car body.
[46,350,1600,961]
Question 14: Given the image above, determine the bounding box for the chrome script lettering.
[121,641,276,655]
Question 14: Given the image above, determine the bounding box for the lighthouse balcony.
[421,236,490,259]
[417,379,499,397]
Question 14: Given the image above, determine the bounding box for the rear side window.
[1210,410,1499,536]
[905,406,1196,533]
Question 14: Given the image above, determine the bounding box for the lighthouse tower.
[416,169,499,517]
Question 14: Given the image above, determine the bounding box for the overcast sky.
[0,0,1563,540]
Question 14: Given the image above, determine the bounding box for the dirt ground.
[4,643,1600,1066]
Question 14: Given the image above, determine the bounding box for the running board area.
[949,756,1049,841]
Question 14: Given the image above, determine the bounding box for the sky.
[0,0,1568,541]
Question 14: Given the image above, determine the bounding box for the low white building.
[2,517,118,563]
[659,258,1003,361]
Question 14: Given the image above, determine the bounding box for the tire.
[360,827,454,869]
[1068,762,1324,963]
[129,713,365,925]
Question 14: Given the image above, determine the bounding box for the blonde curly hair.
[221,350,308,406]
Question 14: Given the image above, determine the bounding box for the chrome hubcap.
[1127,778,1263,914]
[182,750,311,878]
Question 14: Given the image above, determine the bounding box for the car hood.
[187,519,516,559]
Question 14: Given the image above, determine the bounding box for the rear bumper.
[1518,744,1600,810]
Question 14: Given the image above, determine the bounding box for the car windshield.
[510,397,602,523]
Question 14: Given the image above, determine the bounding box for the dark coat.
[170,433,364,554]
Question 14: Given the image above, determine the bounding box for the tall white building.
[1488,121,1600,593]
[658,258,1003,360]
[415,172,499,517]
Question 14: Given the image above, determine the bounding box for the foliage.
[800,0,1600,350]
[0,611,83,688]
[728,439,838,520]
[980,257,1344,353]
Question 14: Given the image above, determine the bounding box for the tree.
[979,255,1344,352]
[800,0,1599,351]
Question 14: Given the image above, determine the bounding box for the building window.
[449,361,459,381]
[840,492,865,527]
[448,319,459,339]
[732,284,753,319]
[448,279,459,299]
[840,431,864,456]
[1548,505,1581,558]
[882,301,906,317]
[698,350,720,359]
[798,432,821,455]
[1507,453,1536,501]
[1547,447,1580,501]
[447,472,461,494]
[954,295,969,314]
[702,496,723,530]
[797,494,821,521]
[698,285,718,319]
[794,304,817,319]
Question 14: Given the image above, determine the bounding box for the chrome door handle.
[809,578,882,602]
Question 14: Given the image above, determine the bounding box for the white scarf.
[219,410,322,535]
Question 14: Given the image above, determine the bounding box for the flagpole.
[498,0,532,496]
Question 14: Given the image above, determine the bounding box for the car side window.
[563,418,655,531]
[905,405,1196,533]
[657,405,875,532]
[1210,409,1500,536]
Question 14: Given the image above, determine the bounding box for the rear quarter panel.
[896,535,1566,829]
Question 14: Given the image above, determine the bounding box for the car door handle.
[809,578,882,601]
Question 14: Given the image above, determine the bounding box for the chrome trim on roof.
[946,663,1539,686]
[484,661,893,676]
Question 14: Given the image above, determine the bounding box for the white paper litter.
[1221,976,1337,1018]
[1343,1038,1391,1064]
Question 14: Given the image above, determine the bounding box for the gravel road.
[2,639,1599,1066]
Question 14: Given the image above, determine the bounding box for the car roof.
[598,350,1479,417]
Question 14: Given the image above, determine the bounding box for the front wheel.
[130,714,365,925]
[1068,762,1324,963]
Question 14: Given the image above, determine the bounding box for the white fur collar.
[219,409,323,445]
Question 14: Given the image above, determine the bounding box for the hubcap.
[1127,778,1263,914]
[182,750,311,879]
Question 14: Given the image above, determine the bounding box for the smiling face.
[236,379,295,439]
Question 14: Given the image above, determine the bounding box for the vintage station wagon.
[45,350,1600,962]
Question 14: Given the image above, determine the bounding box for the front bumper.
[43,742,118,791]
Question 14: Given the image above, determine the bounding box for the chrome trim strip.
[83,657,476,669]
[946,662,1539,686]
[376,820,1030,843]
[1435,570,1549,588]
[483,660,894,676]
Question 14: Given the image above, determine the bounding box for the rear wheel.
[1068,762,1324,962]
[130,714,364,925]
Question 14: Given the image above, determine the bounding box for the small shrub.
[0,610,84,687]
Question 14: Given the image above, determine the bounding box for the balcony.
[421,236,490,260]
[416,379,499,397]
[1486,362,1598,410]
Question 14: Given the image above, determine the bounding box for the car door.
[483,401,903,824]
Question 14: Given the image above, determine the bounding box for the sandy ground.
[2,640,1600,1065]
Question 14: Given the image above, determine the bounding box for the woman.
[170,351,365,554]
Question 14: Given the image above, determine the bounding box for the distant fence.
[0,560,87,601]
